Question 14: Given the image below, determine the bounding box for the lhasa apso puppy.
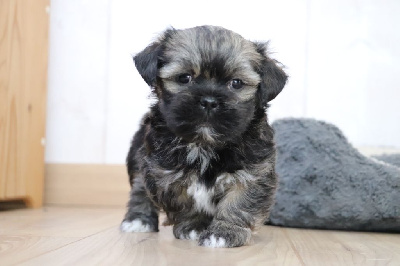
[121,25,287,248]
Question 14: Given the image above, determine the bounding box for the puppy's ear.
[255,42,288,107]
[133,42,163,86]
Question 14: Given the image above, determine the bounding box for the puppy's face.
[134,26,287,144]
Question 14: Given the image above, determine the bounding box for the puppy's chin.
[179,125,224,145]
[172,125,230,146]
[195,126,221,144]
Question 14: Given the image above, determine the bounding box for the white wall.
[45,0,400,164]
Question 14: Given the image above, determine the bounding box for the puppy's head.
[134,26,287,145]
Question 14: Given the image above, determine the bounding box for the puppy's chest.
[153,143,243,186]
[149,144,259,213]
[158,167,259,215]
[158,169,252,215]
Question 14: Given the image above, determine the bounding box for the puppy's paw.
[120,219,157,233]
[177,229,201,240]
[198,223,251,248]
[173,220,210,240]
[199,233,227,248]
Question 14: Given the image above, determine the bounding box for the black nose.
[200,96,219,110]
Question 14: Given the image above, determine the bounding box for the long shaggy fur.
[121,25,287,248]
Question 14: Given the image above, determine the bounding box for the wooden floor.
[0,206,399,266]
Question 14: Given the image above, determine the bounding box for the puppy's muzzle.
[200,96,219,112]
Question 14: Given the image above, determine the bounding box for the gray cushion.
[268,118,400,232]
[373,154,400,168]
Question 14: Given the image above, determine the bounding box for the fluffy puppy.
[121,25,287,248]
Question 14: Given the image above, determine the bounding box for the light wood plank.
[0,207,125,238]
[0,235,80,265]
[284,227,400,266]
[333,231,400,265]
[19,223,302,266]
[22,0,50,208]
[18,222,400,266]
[0,0,49,207]
[1,207,399,266]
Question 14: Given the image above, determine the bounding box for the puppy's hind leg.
[121,177,159,232]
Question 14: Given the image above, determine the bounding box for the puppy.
[121,25,287,248]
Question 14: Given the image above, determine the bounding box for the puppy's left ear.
[255,42,288,107]
[134,41,163,86]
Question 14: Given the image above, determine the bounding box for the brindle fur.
[122,25,287,248]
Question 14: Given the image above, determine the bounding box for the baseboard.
[45,146,400,207]
[45,164,130,207]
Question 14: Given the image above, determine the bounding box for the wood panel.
[0,0,49,207]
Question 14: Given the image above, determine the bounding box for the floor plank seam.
[282,228,306,266]
[16,224,120,264]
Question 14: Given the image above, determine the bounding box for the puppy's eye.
[177,74,192,84]
[229,79,243,90]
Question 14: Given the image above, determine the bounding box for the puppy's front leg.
[172,212,213,240]
[199,175,276,248]
[121,177,159,232]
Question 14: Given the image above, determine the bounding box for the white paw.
[189,230,199,240]
[202,234,227,248]
[120,219,152,233]
[179,230,200,240]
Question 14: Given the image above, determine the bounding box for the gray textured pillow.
[268,118,400,232]
[373,154,400,168]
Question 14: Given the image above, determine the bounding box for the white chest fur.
[187,181,216,215]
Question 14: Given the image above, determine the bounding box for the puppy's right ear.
[133,41,163,86]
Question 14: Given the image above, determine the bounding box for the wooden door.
[0,0,49,207]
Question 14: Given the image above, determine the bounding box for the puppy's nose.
[200,96,219,111]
